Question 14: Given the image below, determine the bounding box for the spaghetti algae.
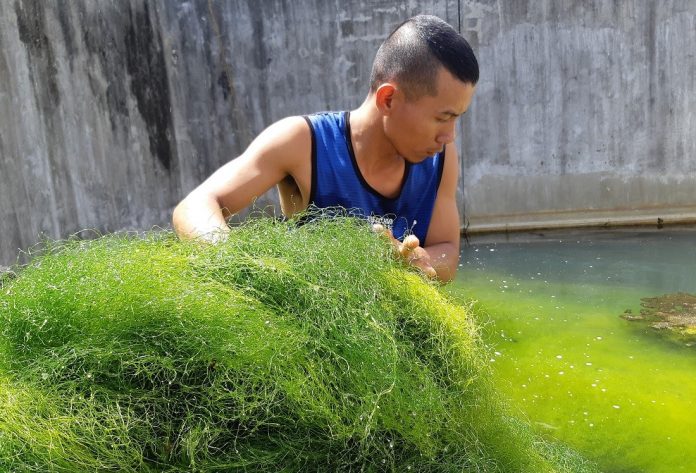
[0,217,596,471]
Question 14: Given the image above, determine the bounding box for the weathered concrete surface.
[459,1,696,230]
[0,0,457,265]
[1,0,695,265]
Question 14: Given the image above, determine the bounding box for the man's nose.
[436,123,456,144]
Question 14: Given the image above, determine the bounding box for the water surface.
[450,229,696,473]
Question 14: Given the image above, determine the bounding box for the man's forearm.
[172,193,230,242]
[423,241,460,282]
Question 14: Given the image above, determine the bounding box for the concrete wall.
[461,1,696,232]
[1,1,695,265]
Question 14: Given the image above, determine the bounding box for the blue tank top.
[303,111,445,244]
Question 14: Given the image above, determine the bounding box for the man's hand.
[372,224,437,279]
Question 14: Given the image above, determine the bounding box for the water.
[450,229,696,473]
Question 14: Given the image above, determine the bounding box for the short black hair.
[369,15,479,99]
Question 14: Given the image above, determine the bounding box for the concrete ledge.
[462,208,696,235]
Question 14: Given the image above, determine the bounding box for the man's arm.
[172,117,310,241]
[421,144,461,282]
[375,145,461,282]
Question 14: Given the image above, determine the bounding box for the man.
[173,14,478,282]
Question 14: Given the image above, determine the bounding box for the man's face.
[385,68,476,163]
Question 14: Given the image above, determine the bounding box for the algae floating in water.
[622,292,696,345]
[0,217,597,472]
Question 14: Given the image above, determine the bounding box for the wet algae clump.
[0,218,597,472]
[622,292,696,346]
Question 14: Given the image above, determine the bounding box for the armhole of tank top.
[436,144,447,189]
[302,116,318,205]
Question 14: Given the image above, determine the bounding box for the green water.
[450,229,696,473]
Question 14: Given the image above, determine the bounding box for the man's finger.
[399,234,419,257]
[422,265,437,279]
[371,223,385,234]
[402,235,419,249]
[409,256,437,279]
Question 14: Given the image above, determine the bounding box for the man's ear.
[375,83,397,114]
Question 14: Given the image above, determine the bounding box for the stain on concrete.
[55,0,76,68]
[247,0,271,124]
[79,4,130,130]
[205,0,254,148]
[14,0,60,112]
[217,70,231,101]
[124,2,174,171]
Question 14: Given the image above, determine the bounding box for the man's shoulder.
[265,115,312,137]
[248,116,313,155]
[241,116,313,167]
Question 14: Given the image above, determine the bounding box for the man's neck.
[349,99,403,174]
[348,99,407,199]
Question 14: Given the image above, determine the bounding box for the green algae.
[452,260,696,473]
[0,217,596,472]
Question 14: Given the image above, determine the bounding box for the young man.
[173,15,478,282]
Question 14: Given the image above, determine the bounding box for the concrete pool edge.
[462,209,696,236]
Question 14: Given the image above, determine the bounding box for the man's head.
[367,16,478,163]
[369,15,479,101]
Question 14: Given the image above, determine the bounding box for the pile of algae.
[0,217,597,472]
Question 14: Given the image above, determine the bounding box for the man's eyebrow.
[439,110,463,118]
